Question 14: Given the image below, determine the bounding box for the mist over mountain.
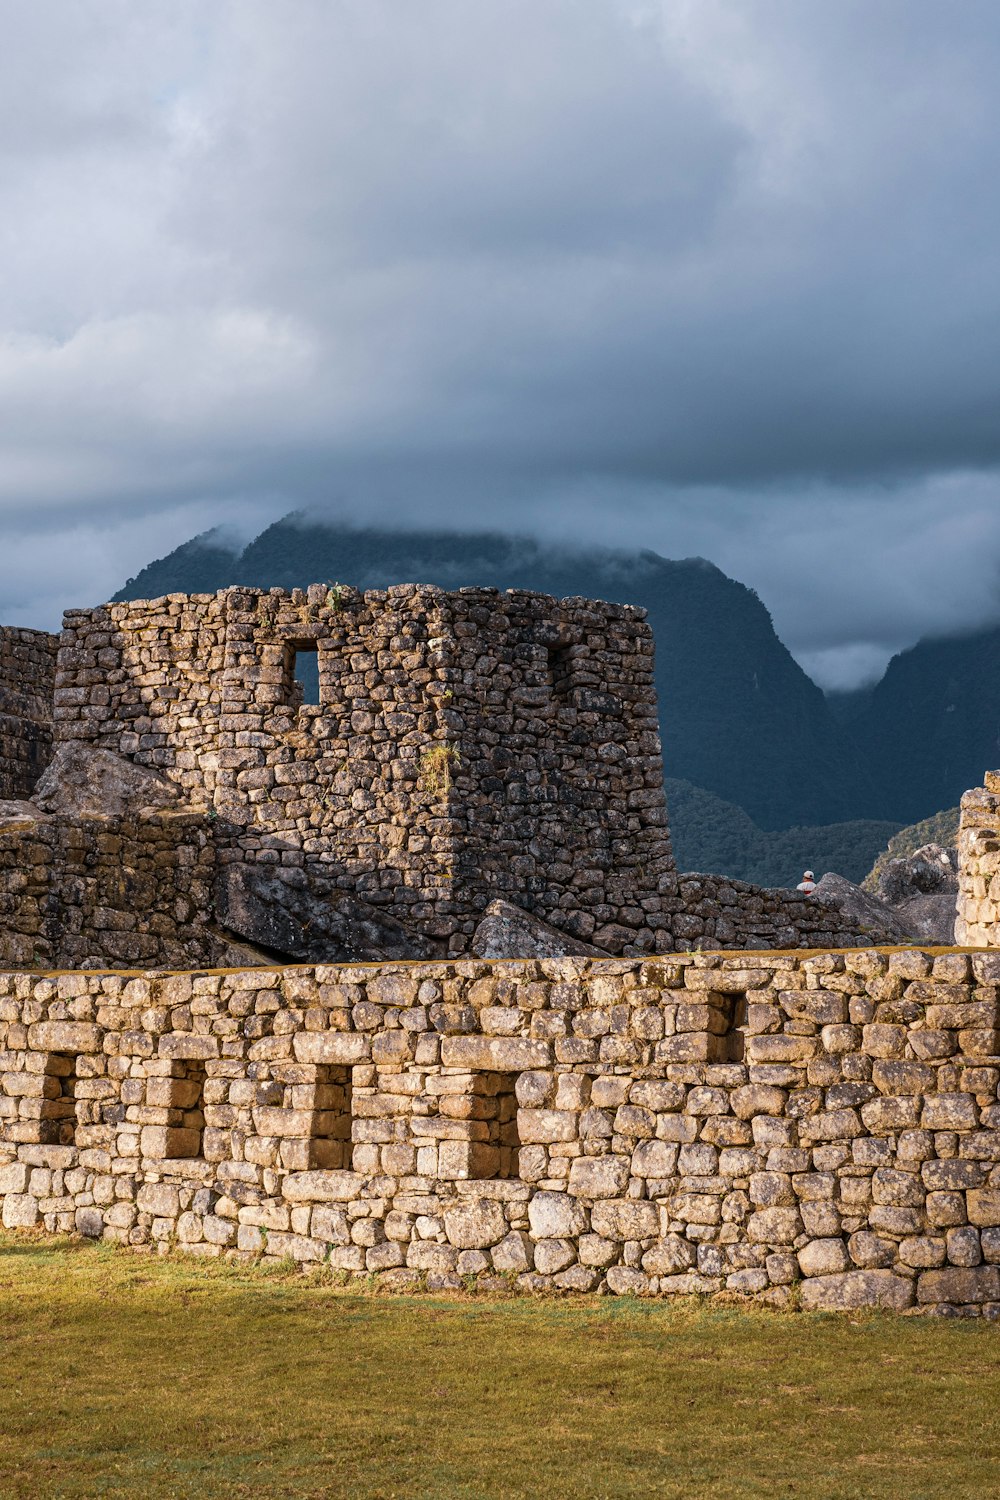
[116,515,881,832]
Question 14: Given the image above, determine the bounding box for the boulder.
[471,899,608,959]
[812,873,914,943]
[0,799,48,826]
[215,862,436,963]
[876,843,957,906]
[32,743,183,819]
[894,893,957,946]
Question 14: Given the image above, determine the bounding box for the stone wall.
[956,772,1000,947]
[5,950,1000,1315]
[667,872,873,951]
[0,810,222,970]
[53,585,674,954]
[0,626,57,799]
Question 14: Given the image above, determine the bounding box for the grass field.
[2,1234,999,1499]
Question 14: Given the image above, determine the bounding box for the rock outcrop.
[816,843,959,946]
[812,873,913,943]
[471,900,609,959]
[215,862,436,963]
[33,744,184,820]
[875,842,958,906]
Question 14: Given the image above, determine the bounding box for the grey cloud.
[0,0,999,685]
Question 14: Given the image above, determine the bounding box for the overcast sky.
[1,1,999,688]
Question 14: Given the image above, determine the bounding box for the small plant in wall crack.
[419,744,460,795]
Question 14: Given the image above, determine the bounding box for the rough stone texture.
[52,585,674,956]
[877,844,958,907]
[0,627,57,799]
[0,810,222,970]
[471,899,609,959]
[812,874,913,944]
[956,775,1000,946]
[36,584,877,960]
[215,861,435,962]
[1,948,1000,1315]
[671,871,889,951]
[33,744,183,819]
[894,894,958,946]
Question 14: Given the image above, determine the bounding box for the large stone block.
[26,1021,102,1054]
[568,1155,631,1200]
[966,1189,1000,1227]
[800,1270,914,1312]
[292,1033,370,1064]
[282,1170,363,1202]
[590,1198,659,1242]
[440,1037,551,1070]
[528,1191,588,1240]
[917,1266,1000,1304]
[1,1193,40,1229]
[444,1198,509,1249]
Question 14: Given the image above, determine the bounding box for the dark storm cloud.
[0,0,999,686]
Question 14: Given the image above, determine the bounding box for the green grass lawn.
[1,1234,998,1499]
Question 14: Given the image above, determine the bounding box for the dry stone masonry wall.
[956,771,1000,947]
[5,951,1000,1315]
[38,584,879,960]
[0,627,57,800]
[0,810,221,971]
[54,585,673,954]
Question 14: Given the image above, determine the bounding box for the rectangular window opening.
[284,641,321,707]
[722,994,749,1063]
[41,1053,77,1146]
[547,643,576,698]
[468,1071,520,1180]
[307,1064,353,1169]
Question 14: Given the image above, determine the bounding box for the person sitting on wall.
[796,870,817,894]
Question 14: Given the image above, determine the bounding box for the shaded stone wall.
[4,950,1000,1315]
[0,811,221,970]
[0,627,58,799]
[956,772,1000,947]
[53,585,673,954]
[666,872,873,951]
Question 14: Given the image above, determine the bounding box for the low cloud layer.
[1,1,999,687]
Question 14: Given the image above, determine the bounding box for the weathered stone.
[471,900,608,960]
[797,1238,851,1277]
[492,1230,532,1273]
[800,1270,915,1312]
[443,1198,508,1249]
[568,1155,630,1200]
[590,1199,659,1242]
[917,1266,1000,1304]
[527,1191,588,1240]
[533,1237,576,1274]
[26,1021,102,1054]
[216,863,435,963]
[33,743,182,819]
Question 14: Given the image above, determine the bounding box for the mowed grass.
[1,1235,999,1500]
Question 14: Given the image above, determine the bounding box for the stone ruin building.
[4,581,1000,1317]
[0,584,866,970]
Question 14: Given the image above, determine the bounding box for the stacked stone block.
[42,583,880,957]
[0,626,57,799]
[0,811,220,970]
[52,585,674,955]
[956,771,1000,946]
[5,951,1000,1314]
